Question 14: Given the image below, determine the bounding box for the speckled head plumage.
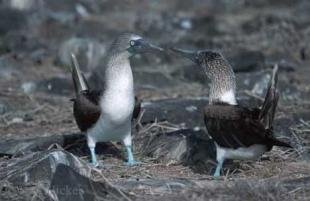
[171,48,237,105]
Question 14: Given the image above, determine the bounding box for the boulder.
[0,150,129,201]
[140,97,262,128]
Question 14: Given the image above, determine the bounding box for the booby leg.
[87,136,99,167]
[123,134,139,166]
[213,159,224,177]
[90,147,98,167]
[214,144,225,177]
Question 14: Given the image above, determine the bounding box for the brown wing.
[72,90,101,132]
[204,104,273,149]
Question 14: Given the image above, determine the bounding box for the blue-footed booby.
[70,33,162,166]
[171,48,292,177]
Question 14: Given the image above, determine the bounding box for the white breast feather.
[216,144,267,161]
[220,90,237,105]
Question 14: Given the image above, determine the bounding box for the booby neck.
[104,51,133,88]
[205,58,237,106]
[208,73,237,105]
[169,48,237,106]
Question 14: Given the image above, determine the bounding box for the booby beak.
[133,39,164,53]
[170,47,199,64]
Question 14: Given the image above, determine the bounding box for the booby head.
[110,33,163,57]
[171,48,237,105]
[170,48,232,79]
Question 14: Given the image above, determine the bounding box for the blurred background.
[0,0,309,139]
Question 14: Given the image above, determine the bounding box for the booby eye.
[130,40,135,46]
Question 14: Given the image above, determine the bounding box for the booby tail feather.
[259,64,279,129]
[71,53,89,95]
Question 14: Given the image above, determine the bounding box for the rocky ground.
[0,0,310,200]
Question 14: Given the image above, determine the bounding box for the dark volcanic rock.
[227,50,266,72]
[0,133,122,159]
[36,76,73,95]
[141,97,262,128]
[170,64,206,84]
[50,164,128,201]
[138,129,216,174]
[0,150,129,201]
[22,76,74,95]
[141,98,207,128]
[0,8,26,36]
[134,71,176,89]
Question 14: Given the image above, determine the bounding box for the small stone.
[11,117,23,124]
[180,18,192,30]
[21,82,36,94]
[23,113,34,121]
[75,3,90,18]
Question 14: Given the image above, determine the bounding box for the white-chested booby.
[171,48,292,177]
[70,33,162,167]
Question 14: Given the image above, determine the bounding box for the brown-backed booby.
[171,48,292,177]
[70,33,162,166]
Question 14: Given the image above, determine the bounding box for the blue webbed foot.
[89,147,101,168]
[213,159,224,177]
[124,145,140,166]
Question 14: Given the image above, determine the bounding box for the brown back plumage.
[204,104,291,150]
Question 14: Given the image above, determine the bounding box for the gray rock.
[50,164,129,201]
[141,97,261,128]
[0,150,129,201]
